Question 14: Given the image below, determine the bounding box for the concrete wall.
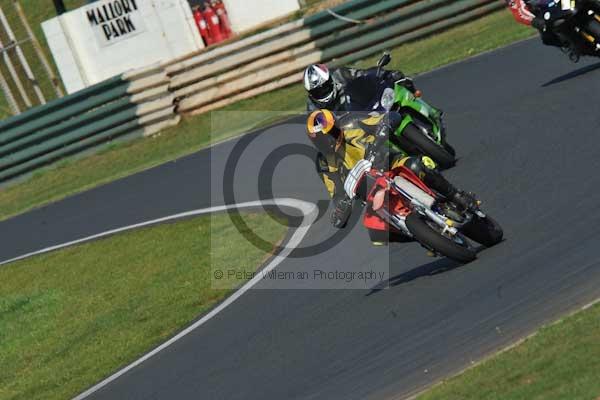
[222,0,300,33]
[42,0,204,94]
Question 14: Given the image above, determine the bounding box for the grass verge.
[0,10,535,221]
[417,302,600,400]
[0,211,288,400]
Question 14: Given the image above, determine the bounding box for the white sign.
[222,0,300,33]
[86,0,146,47]
[42,0,205,94]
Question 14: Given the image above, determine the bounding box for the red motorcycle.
[344,159,503,263]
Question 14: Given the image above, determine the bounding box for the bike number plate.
[560,0,572,10]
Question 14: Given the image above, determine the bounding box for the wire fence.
[0,2,63,120]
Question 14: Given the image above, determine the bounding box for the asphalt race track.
[2,38,600,399]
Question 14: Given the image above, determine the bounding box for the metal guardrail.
[0,66,178,183]
[175,0,503,115]
[0,0,502,184]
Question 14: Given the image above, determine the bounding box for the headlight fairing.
[380,88,396,111]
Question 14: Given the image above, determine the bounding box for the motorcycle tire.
[461,215,504,247]
[444,142,456,157]
[402,124,456,169]
[406,213,476,263]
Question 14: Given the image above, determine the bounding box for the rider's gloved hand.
[389,71,416,93]
[452,191,479,212]
[330,194,353,228]
[403,77,417,93]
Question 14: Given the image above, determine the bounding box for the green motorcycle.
[351,53,457,169]
[385,82,455,169]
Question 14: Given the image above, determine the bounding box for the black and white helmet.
[303,64,336,108]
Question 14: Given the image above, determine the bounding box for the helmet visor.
[309,78,335,103]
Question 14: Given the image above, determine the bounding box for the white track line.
[0,199,316,266]
[70,199,317,400]
[0,199,318,400]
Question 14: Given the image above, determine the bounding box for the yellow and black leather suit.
[307,109,431,200]
[306,109,470,231]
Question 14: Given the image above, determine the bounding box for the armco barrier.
[0,65,178,183]
[0,0,503,184]
[175,0,503,114]
[168,0,412,89]
[173,0,449,100]
[164,0,376,76]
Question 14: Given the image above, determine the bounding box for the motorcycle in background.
[345,54,457,169]
[536,0,600,61]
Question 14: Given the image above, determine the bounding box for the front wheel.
[461,215,503,247]
[402,124,456,169]
[405,213,476,263]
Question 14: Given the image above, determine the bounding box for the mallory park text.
[87,0,140,42]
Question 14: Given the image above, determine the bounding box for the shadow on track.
[542,61,600,87]
[366,257,462,296]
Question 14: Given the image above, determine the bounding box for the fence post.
[0,6,45,105]
[13,0,64,98]
[0,63,20,115]
[0,35,31,108]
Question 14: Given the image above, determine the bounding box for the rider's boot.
[402,155,479,211]
[331,194,353,229]
[422,170,478,211]
[452,191,479,212]
[569,50,581,63]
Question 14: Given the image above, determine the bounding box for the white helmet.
[303,64,336,107]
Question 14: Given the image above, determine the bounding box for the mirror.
[378,52,391,68]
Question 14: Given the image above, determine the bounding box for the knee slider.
[421,156,437,170]
[402,156,437,178]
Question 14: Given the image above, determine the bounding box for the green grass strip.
[417,302,600,400]
[0,211,288,400]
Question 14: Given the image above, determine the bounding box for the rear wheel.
[405,213,476,263]
[402,124,456,169]
[461,215,503,247]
